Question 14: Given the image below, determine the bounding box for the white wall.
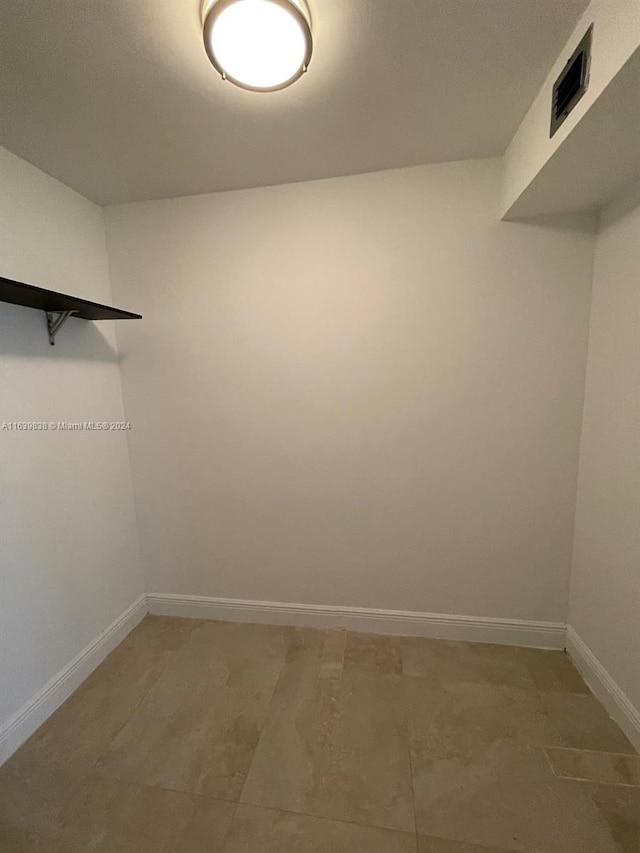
[0,149,143,748]
[569,183,640,714]
[106,159,595,623]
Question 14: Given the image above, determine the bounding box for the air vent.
[550,25,593,138]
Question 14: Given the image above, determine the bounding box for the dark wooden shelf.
[0,275,141,344]
[0,276,141,320]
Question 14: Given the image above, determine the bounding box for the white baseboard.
[566,626,640,752]
[0,594,148,765]
[147,593,566,649]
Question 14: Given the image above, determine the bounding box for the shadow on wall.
[500,211,599,233]
[600,179,640,227]
[0,304,120,362]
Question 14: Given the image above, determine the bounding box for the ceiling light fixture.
[202,0,313,92]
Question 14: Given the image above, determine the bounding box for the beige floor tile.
[94,648,283,800]
[4,619,183,781]
[119,614,206,656]
[0,823,62,853]
[223,804,416,852]
[61,778,180,852]
[541,692,636,753]
[344,632,403,675]
[514,648,589,693]
[241,664,415,832]
[418,837,519,852]
[405,678,561,759]
[4,618,635,853]
[400,639,536,689]
[545,747,640,786]
[587,783,640,853]
[58,776,235,852]
[411,741,620,852]
[183,619,292,663]
[0,763,87,837]
[0,618,202,836]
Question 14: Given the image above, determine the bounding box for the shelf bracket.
[46,310,73,346]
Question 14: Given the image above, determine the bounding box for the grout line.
[85,657,178,774]
[69,771,243,806]
[401,675,420,848]
[318,627,346,682]
[553,775,640,788]
[236,795,418,838]
[233,633,303,806]
[57,616,204,802]
[79,769,419,838]
[541,745,639,787]
[544,745,639,757]
[215,801,240,853]
[407,730,420,850]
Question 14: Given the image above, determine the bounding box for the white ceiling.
[0,0,590,206]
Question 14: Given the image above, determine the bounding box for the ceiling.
[0,0,590,206]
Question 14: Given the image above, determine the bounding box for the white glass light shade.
[203,0,313,92]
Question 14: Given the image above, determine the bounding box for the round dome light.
[202,0,313,92]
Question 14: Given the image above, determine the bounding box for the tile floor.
[1,616,638,852]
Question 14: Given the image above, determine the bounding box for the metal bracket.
[46,310,73,346]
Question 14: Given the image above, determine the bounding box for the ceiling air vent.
[550,24,593,138]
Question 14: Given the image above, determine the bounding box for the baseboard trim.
[0,593,148,765]
[147,593,566,649]
[566,626,640,752]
